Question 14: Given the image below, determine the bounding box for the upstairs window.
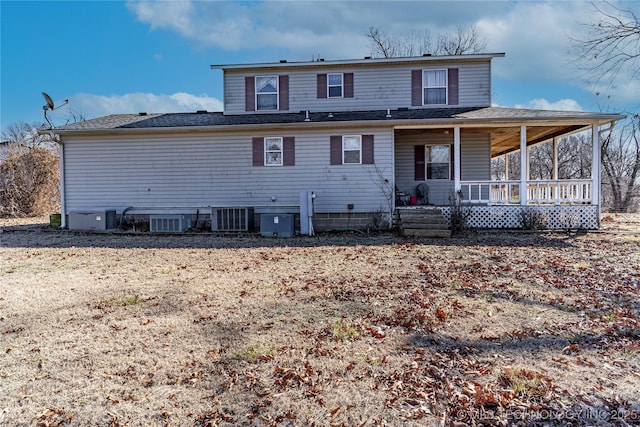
[412,68,458,107]
[328,73,343,98]
[425,145,450,179]
[423,70,447,105]
[317,73,354,99]
[264,137,283,166]
[256,76,278,110]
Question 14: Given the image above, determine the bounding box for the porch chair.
[416,183,429,205]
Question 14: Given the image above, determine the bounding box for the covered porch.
[393,108,622,229]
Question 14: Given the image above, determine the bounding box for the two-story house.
[47,53,623,233]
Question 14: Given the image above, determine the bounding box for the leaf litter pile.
[1,216,639,426]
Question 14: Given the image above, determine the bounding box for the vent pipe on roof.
[328,113,334,118]
[386,109,391,118]
[364,56,371,60]
[280,59,287,63]
[138,112,147,116]
[304,111,311,122]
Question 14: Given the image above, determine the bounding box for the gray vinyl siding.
[223,60,491,115]
[394,131,491,206]
[461,133,491,181]
[62,128,394,215]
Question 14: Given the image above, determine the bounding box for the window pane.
[265,138,282,151]
[328,86,342,97]
[328,74,342,85]
[256,76,277,93]
[265,152,282,165]
[424,88,446,104]
[429,145,450,162]
[427,163,449,179]
[424,70,446,87]
[344,150,360,164]
[257,93,278,110]
[343,136,360,150]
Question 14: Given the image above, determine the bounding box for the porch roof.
[47,107,623,156]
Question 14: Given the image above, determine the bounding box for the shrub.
[449,190,471,235]
[519,208,547,231]
[0,146,60,217]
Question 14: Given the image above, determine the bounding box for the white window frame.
[425,144,450,180]
[264,137,283,166]
[423,69,447,105]
[327,73,343,98]
[342,135,362,164]
[255,76,279,111]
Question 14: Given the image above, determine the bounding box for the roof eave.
[211,53,506,71]
[49,112,625,137]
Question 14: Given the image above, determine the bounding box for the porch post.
[520,125,527,205]
[454,126,461,192]
[591,125,600,207]
[552,137,558,180]
[504,153,509,180]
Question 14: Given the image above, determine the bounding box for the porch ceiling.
[482,124,587,158]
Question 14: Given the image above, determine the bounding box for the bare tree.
[1,122,54,149]
[367,25,486,58]
[571,2,640,212]
[437,25,487,55]
[601,116,640,212]
[572,1,640,90]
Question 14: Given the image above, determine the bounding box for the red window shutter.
[362,135,374,164]
[414,145,425,180]
[252,137,263,166]
[344,73,354,98]
[448,68,459,105]
[279,75,289,111]
[411,70,422,106]
[283,136,295,166]
[330,136,342,165]
[317,74,327,99]
[245,76,255,112]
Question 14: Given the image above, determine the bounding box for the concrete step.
[402,228,451,238]
[398,208,450,237]
[401,221,448,229]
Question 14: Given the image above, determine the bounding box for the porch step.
[398,208,451,238]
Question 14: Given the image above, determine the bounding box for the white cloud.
[124,0,637,110]
[125,1,508,59]
[515,98,583,112]
[70,92,224,119]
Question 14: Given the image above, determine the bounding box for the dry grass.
[1,216,639,426]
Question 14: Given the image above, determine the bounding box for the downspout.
[592,124,601,225]
[57,137,67,228]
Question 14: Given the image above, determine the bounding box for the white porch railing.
[460,180,593,205]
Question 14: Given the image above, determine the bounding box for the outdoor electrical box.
[299,191,315,236]
[69,209,117,231]
[260,214,294,237]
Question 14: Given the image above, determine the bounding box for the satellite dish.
[41,92,69,129]
[42,92,55,110]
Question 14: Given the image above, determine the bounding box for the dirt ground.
[1,215,639,426]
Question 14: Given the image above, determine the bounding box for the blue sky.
[1,0,637,131]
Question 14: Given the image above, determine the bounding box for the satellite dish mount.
[42,92,69,128]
